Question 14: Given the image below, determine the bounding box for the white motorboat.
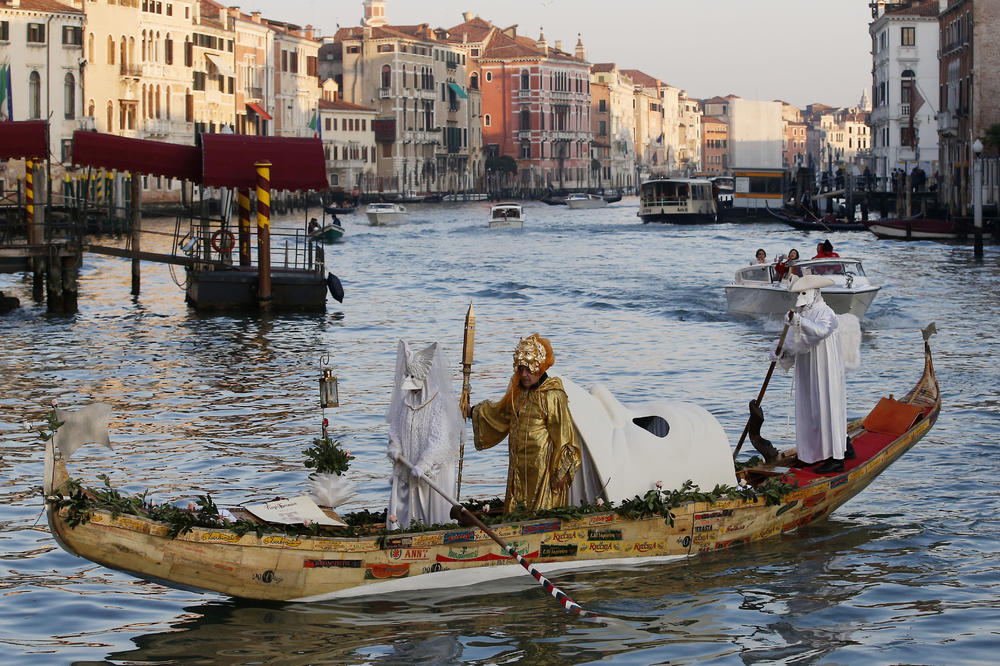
[725,257,880,319]
[366,202,408,226]
[637,178,717,223]
[565,193,608,210]
[488,203,525,229]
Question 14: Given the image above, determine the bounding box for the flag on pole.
[0,62,12,121]
[309,108,321,140]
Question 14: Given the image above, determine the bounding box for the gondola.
[323,203,356,215]
[767,206,868,231]
[43,331,939,603]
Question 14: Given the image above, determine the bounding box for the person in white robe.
[775,275,855,474]
[385,341,462,529]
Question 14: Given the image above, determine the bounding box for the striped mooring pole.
[255,161,272,309]
[25,159,34,232]
[237,187,252,267]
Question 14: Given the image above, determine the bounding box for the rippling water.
[1,200,998,664]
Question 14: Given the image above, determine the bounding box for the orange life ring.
[211,229,236,254]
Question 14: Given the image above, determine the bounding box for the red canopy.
[0,121,49,160]
[71,131,202,182]
[201,134,327,191]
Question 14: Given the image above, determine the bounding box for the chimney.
[251,11,261,23]
[555,40,562,52]
[305,24,314,39]
[463,11,474,22]
[574,34,585,61]
[10,0,20,7]
[536,29,547,55]
[463,32,468,43]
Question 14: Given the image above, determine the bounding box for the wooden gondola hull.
[45,341,939,602]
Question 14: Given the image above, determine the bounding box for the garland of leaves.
[302,433,354,477]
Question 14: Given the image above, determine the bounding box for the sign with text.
[245,495,346,527]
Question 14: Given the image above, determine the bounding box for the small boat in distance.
[767,206,867,232]
[323,203,356,215]
[488,203,525,229]
[566,193,608,210]
[637,178,718,223]
[309,219,345,244]
[366,202,408,227]
[725,257,880,319]
[865,218,964,240]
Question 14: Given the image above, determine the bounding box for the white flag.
[54,403,112,459]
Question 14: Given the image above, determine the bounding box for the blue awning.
[447,82,468,99]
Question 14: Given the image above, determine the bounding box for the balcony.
[899,103,910,117]
[517,130,532,140]
[246,86,263,101]
[446,60,457,70]
[379,88,392,99]
[120,63,142,78]
[142,119,171,137]
[937,110,958,136]
[448,102,460,113]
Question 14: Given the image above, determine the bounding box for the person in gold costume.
[461,334,580,513]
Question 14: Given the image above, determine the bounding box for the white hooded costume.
[777,276,859,464]
[385,341,462,529]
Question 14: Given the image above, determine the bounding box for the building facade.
[591,63,635,189]
[701,116,728,175]
[869,0,940,190]
[319,94,376,193]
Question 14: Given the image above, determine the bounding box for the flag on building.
[0,62,12,121]
[309,108,321,140]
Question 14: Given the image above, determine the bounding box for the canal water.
[1,200,998,664]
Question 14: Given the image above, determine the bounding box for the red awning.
[246,102,273,121]
[71,131,203,182]
[201,134,327,191]
[0,120,49,160]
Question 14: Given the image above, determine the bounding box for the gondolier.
[772,275,859,473]
[464,334,580,512]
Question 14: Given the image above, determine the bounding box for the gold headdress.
[512,334,554,374]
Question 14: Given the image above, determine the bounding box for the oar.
[394,452,596,618]
[733,310,795,459]
[457,303,475,499]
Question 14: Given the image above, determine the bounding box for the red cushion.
[863,397,924,436]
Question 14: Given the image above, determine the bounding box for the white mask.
[401,343,436,392]
[795,289,818,308]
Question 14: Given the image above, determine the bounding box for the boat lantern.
[319,368,339,409]
[319,354,339,409]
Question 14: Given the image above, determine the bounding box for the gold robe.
[472,376,580,513]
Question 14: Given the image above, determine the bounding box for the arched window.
[64,73,76,119]
[485,71,492,82]
[87,100,94,118]
[155,85,161,118]
[484,114,491,127]
[141,30,147,61]
[520,69,529,90]
[88,33,94,63]
[28,71,41,119]
[469,72,479,90]
[166,85,171,119]
[108,36,115,65]
[381,64,391,89]
[106,101,113,131]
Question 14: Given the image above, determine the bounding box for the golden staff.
[457,303,475,499]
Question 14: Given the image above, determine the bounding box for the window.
[193,71,206,91]
[27,23,46,44]
[28,71,41,119]
[165,36,173,64]
[64,73,76,119]
[599,120,607,136]
[381,64,391,88]
[0,21,8,42]
[598,99,607,112]
[485,71,492,82]
[520,109,530,130]
[469,72,478,90]
[520,69,529,90]
[520,141,530,159]
[347,45,360,54]
[62,26,82,46]
[901,26,915,46]
[484,113,491,127]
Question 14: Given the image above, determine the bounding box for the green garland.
[302,433,355,477]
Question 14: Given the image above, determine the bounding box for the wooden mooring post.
[255,161,272,310]
[130,173,142,295]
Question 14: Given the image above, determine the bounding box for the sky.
[238,0,874,109]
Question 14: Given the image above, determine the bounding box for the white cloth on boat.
[385,340,462,529]
[54,403,112,459]
[779,295,847,464]
[562,378,737,504]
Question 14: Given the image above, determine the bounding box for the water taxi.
[365,203,408,227]
[488,203,525,229]
[725,257,880,319]
[566,193,608,210]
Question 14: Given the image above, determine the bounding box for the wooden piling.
[130,173,142,296]
[255,161,272,310]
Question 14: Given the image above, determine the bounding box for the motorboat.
[637,178,717,223]
[725,257,880,319]
[488,203,525,229]
[309,219,345,244]
[565,193,608,210]
[365,202,408,226]
[43,334,939,602]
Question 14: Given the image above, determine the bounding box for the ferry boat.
[637,178,718,223]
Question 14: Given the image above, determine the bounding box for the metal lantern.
[319,368,339,409]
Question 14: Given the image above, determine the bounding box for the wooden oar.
[457,303,475,499]
[733,310,795,459]
[394,452,596,618]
